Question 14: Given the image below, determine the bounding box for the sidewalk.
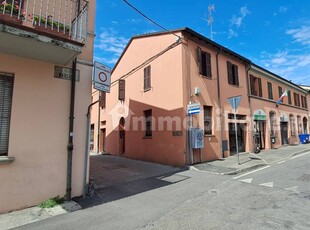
[192,144,310,175]
[0,201,81,230]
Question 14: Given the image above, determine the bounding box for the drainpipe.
[83,100,99,197]
[66,58,77,201]
[245,63,254,152]
[216,48,223,158]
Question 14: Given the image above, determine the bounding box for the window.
[99,92,106,108]
[144,109,152,137]
[287,90,292,105]
[249,75,262,97]
[297,116,302,134]
[203,106,212,135]
[144,65,151,91]
[0,74,14,156]
[301,95,307,109]
[294,93,300,107]
[289,115,296,136]
[118,79,125,101]
[278,86,283,98]
[269,112,276,136]
[197,47,212,77]
[227,61,239,86]
[267,82,273,100]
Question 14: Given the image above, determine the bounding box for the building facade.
[0,0,95,213]
[91,28,308,167]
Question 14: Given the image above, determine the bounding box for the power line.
[110,40,181,87]
[122,0,181,39]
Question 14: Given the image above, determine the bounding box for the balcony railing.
[0,0,88,43]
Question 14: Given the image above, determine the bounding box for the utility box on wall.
[191,128,204,149]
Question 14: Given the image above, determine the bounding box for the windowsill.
[204,134,215,137]
[228,83,240,88]
[0,156,15,164]
[144,88,151,92]
[201,75,212,79]
[143,136,152,139]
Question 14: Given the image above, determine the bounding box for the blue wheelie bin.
[299,134,309,144]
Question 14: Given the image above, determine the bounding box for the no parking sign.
[93,61,111,93]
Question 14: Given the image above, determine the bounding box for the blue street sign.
[187,102,200,115]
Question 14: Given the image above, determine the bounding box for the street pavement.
[0,144,309,229]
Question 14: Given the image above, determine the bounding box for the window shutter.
[197,47,202,75]
[278,86,283,98]
[227,61,233,84]
[206,52,212,77]
[233,65,239,86]
[268,82,273,100]
[0,75,14,156]
[100,91,106,108]
[250,75,255,95]
[258,78,262,97]
[288,90,291,104]
[147,65,151,89]
[118,79,125,101]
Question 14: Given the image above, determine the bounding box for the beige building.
[0,0,95,213]
[91,28,309,167]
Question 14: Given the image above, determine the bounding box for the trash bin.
[298,134,309,144]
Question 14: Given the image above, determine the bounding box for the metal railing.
[0,0,88,42]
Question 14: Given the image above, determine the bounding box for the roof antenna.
[202,4,215,40]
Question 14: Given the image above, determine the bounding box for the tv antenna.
[202,4,215,40]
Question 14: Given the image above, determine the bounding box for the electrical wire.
[110,39,181,87]
[122,0,181,40]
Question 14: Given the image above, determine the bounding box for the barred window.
[0,74,14,156]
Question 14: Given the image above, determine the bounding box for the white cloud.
[230,6,249,28]
[228,29,238,38]
[286,26,310,46]
[94,28,129,66]
[259,51,310,85]
[279,6,288,14]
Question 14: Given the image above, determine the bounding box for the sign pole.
[233,98,240,165]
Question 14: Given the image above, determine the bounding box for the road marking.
[276,160,286,164]
[239,178,253,183]
[259,182,274,187]
[290,151,310,160]
[233,165,271,180]
[284,186,298,192]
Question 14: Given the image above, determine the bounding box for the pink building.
[0,0,96,213]
[91,28,309,167]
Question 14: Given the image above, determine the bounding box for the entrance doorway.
[99,128,106,153]
[255,121,266,149]
[229,123,246,155]
[119,117,125,154]
[280,122,288,145]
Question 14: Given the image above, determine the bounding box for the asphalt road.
[16,151,310,230]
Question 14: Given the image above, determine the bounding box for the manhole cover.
[208,189,219,194]
[298,174,310,182]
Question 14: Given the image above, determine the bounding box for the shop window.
[269,112,276,136]
[289,114,296,136]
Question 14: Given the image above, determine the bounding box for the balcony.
[0,0,88,65]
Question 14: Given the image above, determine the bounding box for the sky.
[94,0,310,85]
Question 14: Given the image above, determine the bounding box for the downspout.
[245,63,254,152]
[83,100,99,197]
[216,48,223,158]
[66,58,77,201]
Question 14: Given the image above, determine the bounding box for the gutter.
[216,48,223,158]
[66,58,77,201]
